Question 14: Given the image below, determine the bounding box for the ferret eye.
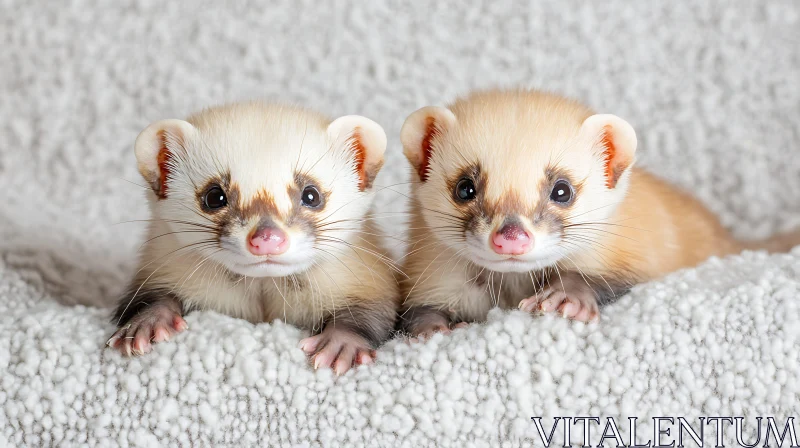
[301,185,322,208]
[550,180,573,204]
[455,178,477,202]
[203,186,227,209]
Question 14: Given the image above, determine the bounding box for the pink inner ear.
[350,128,368,191]
[155,131,172,198]
[601,125,627,189]
[418,116,438,182]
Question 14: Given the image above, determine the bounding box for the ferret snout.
[491,220,532,255]
[248,225,289,256]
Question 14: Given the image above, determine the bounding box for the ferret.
[107,102,400,374]
[397,89,800,337]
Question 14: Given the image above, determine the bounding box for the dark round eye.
[301,185,322,208]
[550,180,573,203]
[203,186,227,209]
[455,178,477,202]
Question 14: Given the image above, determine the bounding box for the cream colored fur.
[129,102,398,330]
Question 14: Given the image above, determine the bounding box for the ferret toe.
[106,327,127,348]
[172,315,188,331]
[152,325,171,343]
[334,346,357,376]
[121,339,134,357]
[356,349,375,365]
[556,297,598,323]
[558,301,577,318]
[132,327,153,355]
[517,296,541,313]
[298,334,324,354]
[574,307,596,323]
[312,347,339,371]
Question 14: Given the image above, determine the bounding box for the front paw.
[106,303,187,356]
[519,285,599,323]
[299,328,375,375]
[400,305,465,343]
[409,321,468,343]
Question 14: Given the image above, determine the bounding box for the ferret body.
[108,102,399,374]
[398,89,800,336]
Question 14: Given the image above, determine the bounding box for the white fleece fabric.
[2,1,800,446]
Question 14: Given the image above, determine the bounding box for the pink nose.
[491,223,532,255]
[248,226,289,256]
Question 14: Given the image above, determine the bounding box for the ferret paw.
[299,328,375,376]
[408,321,468,343]
[106,305,187,356]
[519,286,600,323]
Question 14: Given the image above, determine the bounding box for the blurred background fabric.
[1,1,799,446]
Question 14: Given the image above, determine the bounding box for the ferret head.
[401,90,637,273]
[134,102,386,277]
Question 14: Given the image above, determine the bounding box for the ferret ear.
[327,115,387,191]
[580,114,637,189]
[134,119,196,199]
[400,106,457,182]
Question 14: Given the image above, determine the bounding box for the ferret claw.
[300,328,375,375]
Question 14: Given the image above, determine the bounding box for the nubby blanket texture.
[1,1,799,446]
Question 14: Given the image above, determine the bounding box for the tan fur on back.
[568,169,742,280]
